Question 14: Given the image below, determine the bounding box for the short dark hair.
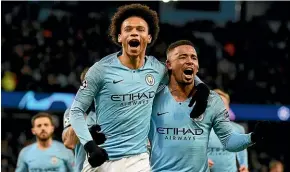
[166,40,194,55]
[31,112,54,127]
[109,3,160,47]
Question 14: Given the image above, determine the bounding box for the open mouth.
[128,39,140,48]
[183,68,193,76]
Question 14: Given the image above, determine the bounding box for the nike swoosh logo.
[113,79,124,84]
[157,112,169,116]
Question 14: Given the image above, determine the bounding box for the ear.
[118,34,122,43]
[31,128,36,135]
[147,34,152,44]
[166,59,172,70]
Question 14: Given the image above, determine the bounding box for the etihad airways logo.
[111,91,156,107]
[157,127,204,141]
[111,91,155,101]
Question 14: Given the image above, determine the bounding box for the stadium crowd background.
[1,1,290,172]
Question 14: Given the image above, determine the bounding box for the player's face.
[118,16,152,57]
[32,117,54,141]
[270,164,284,172]
[167,45,199,85]
[220,95,230,111]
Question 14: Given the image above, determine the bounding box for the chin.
[128,51,142,58]
[182,81,193,85]
[182,77,194,84]
[38,137,49,141]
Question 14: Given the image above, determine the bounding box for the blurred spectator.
[269,160,284,172]
[1,2,289,105]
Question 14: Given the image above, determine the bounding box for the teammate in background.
[16,112,74,172]
[269,160,284,172]
[62,67,105,172]
[148,40,269,172]
[69,4,204,172]
[208,89,248,172]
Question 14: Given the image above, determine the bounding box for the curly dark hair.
[109,4,160,48]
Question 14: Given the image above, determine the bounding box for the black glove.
[189,83,210,119]
[89,124,106,145]
[251,121,272,143]
[84,140,109,167]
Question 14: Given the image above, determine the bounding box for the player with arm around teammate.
[148,40,270,172]
[16,112,74,172]
[69,4,205,172]
[208,89,248,172]
[62,67,106,172]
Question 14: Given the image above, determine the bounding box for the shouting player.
[148,40,269,172]
[69,4,205,172]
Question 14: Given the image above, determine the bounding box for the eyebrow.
[124,25,145,28]
[178,53,197,57]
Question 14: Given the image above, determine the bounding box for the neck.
[119,49,146,69]
[169,77,195,102]
[37,138,52,150]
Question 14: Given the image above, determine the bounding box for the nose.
[40,125,47,130]
[130,28,139,37]
[185,57,194,65]
[130,33,138,38]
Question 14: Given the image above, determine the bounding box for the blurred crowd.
[1,2,290,104]
[1,1,289,172]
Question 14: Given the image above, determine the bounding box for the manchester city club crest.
[145,74,155,86]
[51,156,58,165]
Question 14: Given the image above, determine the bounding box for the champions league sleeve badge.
[80,80,88,90]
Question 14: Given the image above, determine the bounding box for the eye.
[192,56,198,60]
[178,55,186,59]
[124,27,132,32]
[137,27,145,32]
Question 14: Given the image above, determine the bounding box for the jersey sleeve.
[211,94,252,152]
[86,111,97,128]
[15,148,28,172]
[211,93,233,145]
[63,108,71,130]
[236,126,248,167]
[70,63,103,145]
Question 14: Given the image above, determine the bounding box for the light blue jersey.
[149,88,252,172]
[16,140,74,172]
[208,122,248,172]
[70,52,167,160]
[63,109,96,172]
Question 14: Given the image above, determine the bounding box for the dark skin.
[166,45,199,102]
[118,16,152,69]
